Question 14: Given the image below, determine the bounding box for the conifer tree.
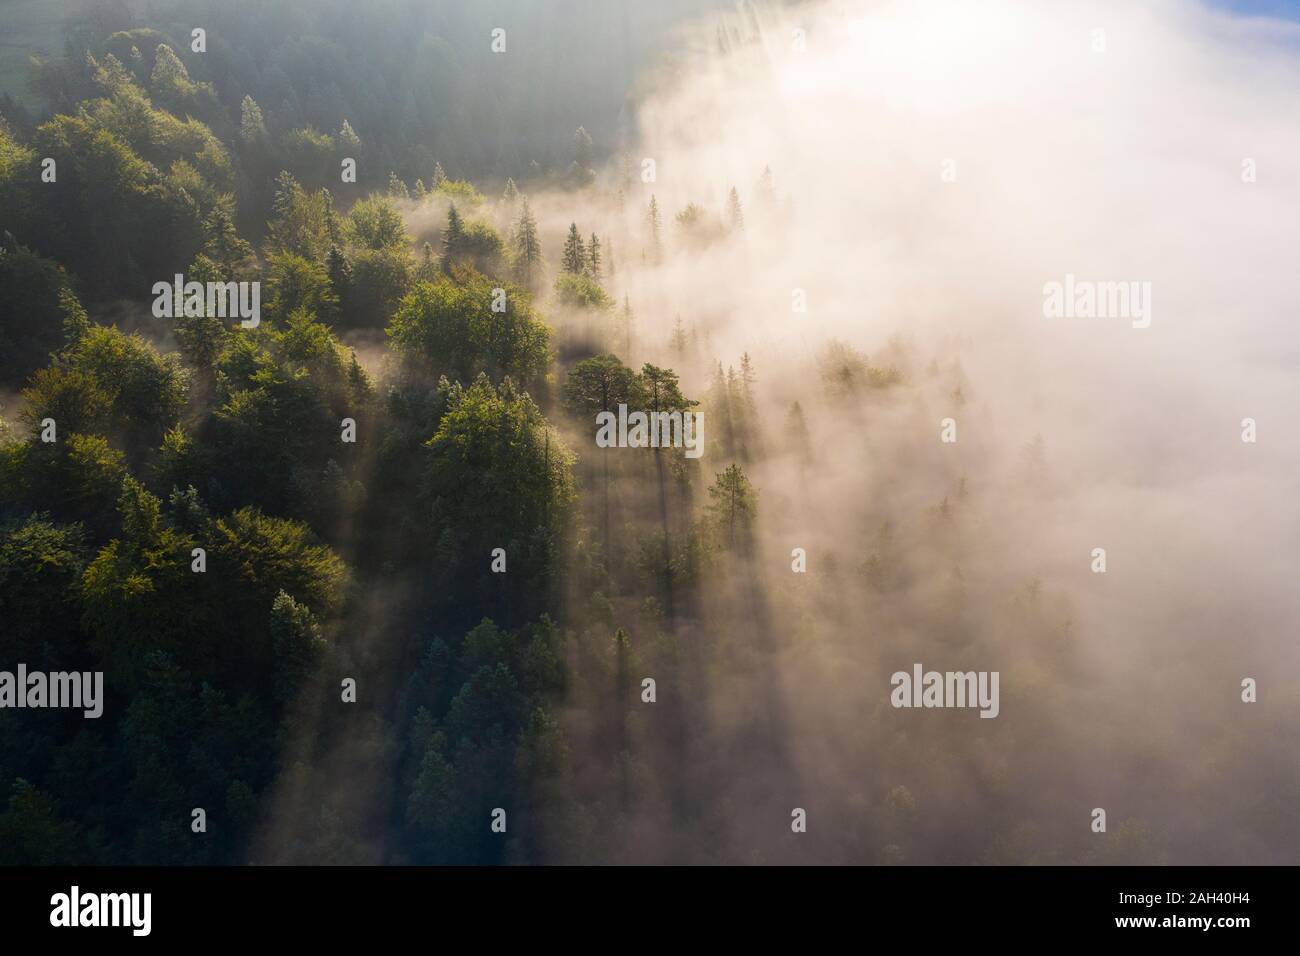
[338,119,361,150]
[727,186,744,230]
[561,223,586,274]
[239,95,267,143]
[513,197,542,288]
[621,295,634,357]
[706,463,757,549]
[441,202,464,270]
[670,315,688,358]
[326,244,351,306]
[647,195,663,264]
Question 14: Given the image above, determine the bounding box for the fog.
[522,0,1298,863]
[252,0,1300,864]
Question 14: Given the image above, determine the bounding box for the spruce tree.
[561,223,586,274]
[727,186,744,230]
[441,202,465,270]
[513,197,542,287]
[647,195,663,263]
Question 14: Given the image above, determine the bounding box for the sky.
[1214,0,1300,16]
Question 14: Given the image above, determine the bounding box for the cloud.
[573,0,1300,862]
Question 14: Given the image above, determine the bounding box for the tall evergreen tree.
[513,197,542,288]
[706,463,757,550]
[239,95,267,143]
[561,223,586,274]
[647,195,663,264]
[441,202,465,270]
[670,315,688,358]
[727,186,744,230]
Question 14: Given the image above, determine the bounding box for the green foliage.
[560,223,586,274]
[265,252,339,324]
[511,197,543,289]
[0,243,73,387]
[674,201,726,247]
[281,126,336,184]
[403,616,568,863]
[19,366,112,438]
[816,339,902,399]
[0,516,87,663]
[346,247,412,328]
[347,195,409,251]
[61,325,187,447]
[0,780,81,865]
[552,272,613,312]
[451,220,509,277]
[563,354,641,416]
[148,44,219,119]
[388,269,550,385]
[433,178,483,207]
[201,196,257,278]
[705,463,757,549]
[637,363,696,414]
[420,376,573,624]
[267,171,333,262]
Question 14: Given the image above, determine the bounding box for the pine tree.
[59,288,89,345]
[756,165,775,208]
[322,187,341,246]
[710,360,735,459]
[727,186,744,231]
[561,223,586,274]
[432,161,447,187]
[563,355,641,561]
[202,201,255,277]
[739,352,757,414]
[387,172,409,199]
[503,178,519,204]
[574,126,593,169]
[621,295,634,357]
[670,315,688,357]
[706,463,757,549]
[338,119,361,150]
[587,233,602,280]
[785,401,811,460]
[441,202,464,270]
[647,195,663,264]
[239,95,266,143]
[638,363,698,620]
[513,197,542,287]
[327,244,351,305]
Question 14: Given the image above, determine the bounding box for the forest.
[1,0,1297,866]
